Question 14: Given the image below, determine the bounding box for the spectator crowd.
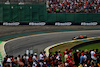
[46,0,100,13]
[2,48,100,67]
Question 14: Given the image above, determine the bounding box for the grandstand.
[47,0,100,13]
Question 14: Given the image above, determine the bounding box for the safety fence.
[0,4,100,25]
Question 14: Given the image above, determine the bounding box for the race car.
[72,35,87,40]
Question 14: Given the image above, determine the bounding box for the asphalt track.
[5,30,100,57]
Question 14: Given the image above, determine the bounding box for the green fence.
[0,4,100,23]
[0,4,46,22]
[46,13,100,23]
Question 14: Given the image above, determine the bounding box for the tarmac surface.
[0,25,100,37]
[4,30,100,57]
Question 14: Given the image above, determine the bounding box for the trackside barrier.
[0,4,100,25]
[44,37,100,57]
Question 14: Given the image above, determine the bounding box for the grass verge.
[74,42,100,51]
[50,42,85,53]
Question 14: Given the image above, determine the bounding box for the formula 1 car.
[72,35,87,40]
